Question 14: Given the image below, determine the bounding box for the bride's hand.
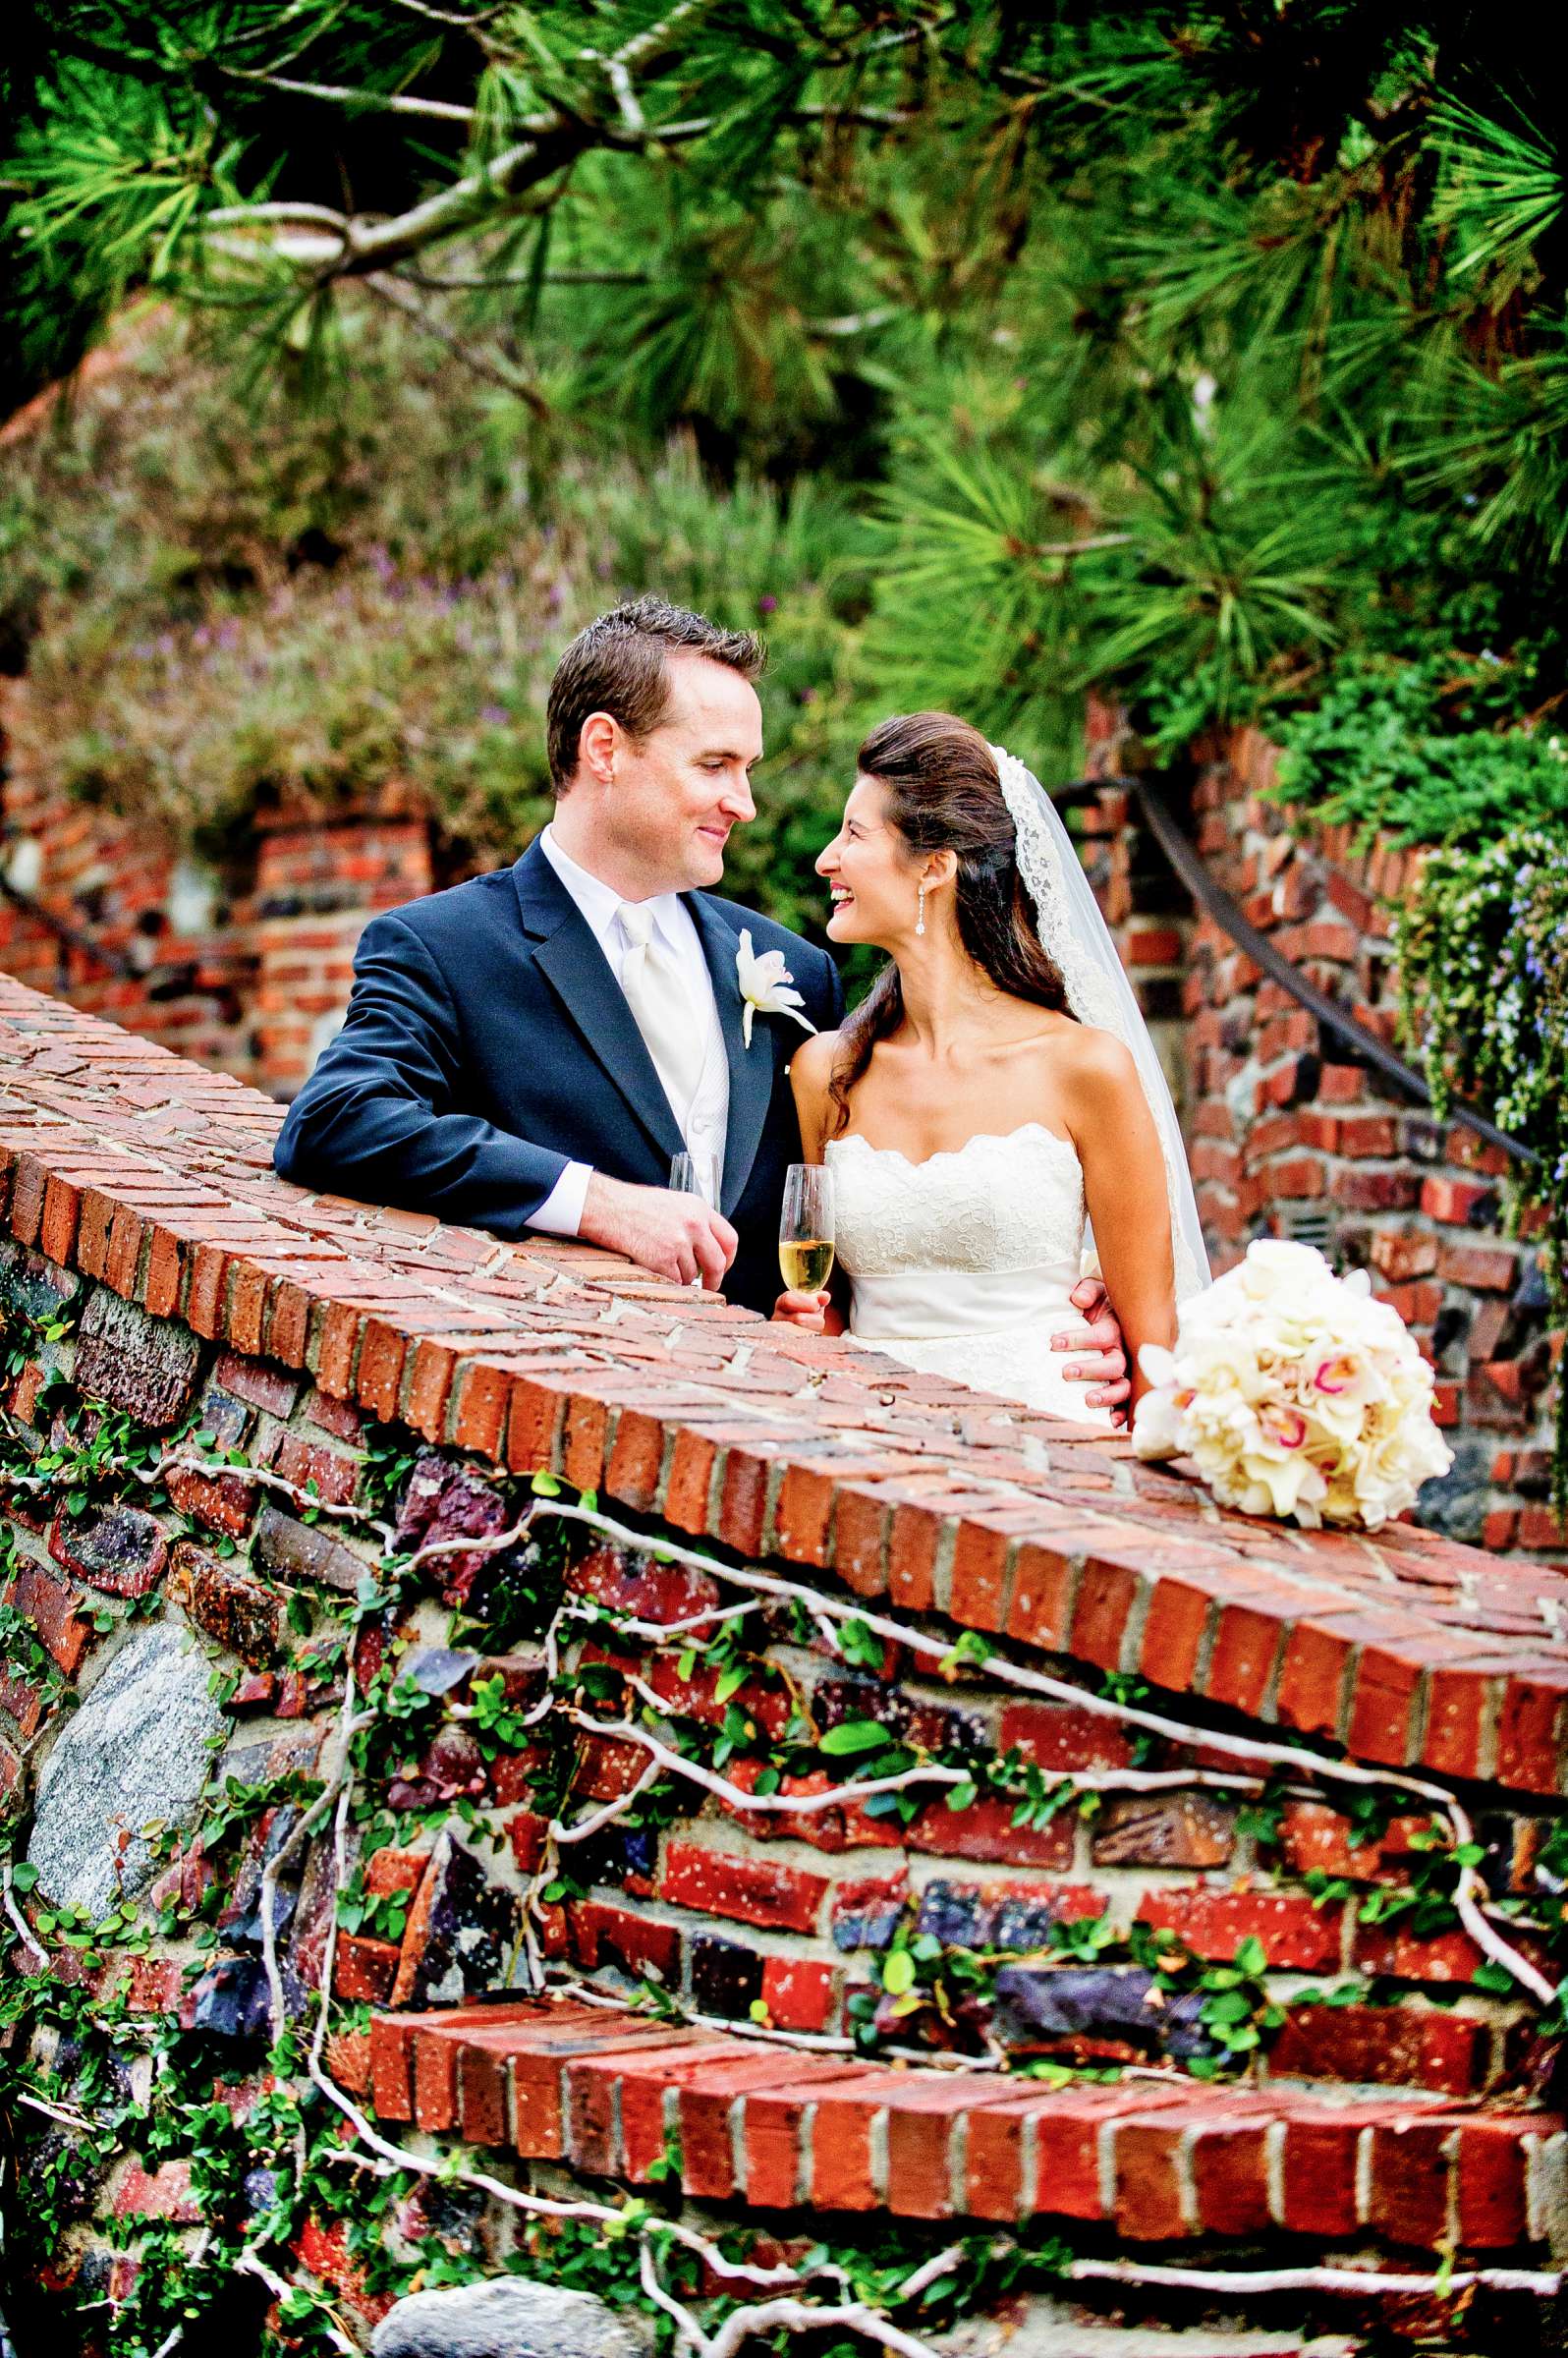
[771,1288,843,1333]
[1052,1274,1131,1424]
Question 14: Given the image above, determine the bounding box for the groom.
[274,597,1128,1404]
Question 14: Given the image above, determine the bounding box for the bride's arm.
[1061,1030,1178,1409]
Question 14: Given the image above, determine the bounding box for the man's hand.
[580,1174,738,1289]
[1050,1274,1130,1424]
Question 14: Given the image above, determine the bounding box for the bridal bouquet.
[1132,1238,1452,1531]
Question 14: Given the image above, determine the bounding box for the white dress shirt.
[527,825,730,1235]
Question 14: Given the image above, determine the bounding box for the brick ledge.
[2,973,1566,1795]
[364,1995,1564,2254]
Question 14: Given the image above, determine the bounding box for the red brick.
[908,1793,1074,1870]
[1111,2115,1188,2239]
[563,1388,610,1492]
[664,1429,718,1534]
[1005,1542,1078,1650]
[1436,1240,1518,1292]
[948,1522,1010,1633]
[1191,2120,1270,2235]
[6,1559,92,1676]
[1274,1621,1352,1740]
[1371,1230,1437,1282]
[333,1935,400,2005]
[661,1841,828,1935]
[494,1366,566,1477]
[1267,2005,1484,2098]
[1454,2116,1531,2246]
[1067,1560,1140,1672]
[404,1339,456,1439]
[774,1463,836,1565]
[1420,1174,1495,1225]
[604,1407,667,1513]
[998,1699,1131,1770]
[445,1361,510,1459]
[1137,1885,1341,1971]
[1137,1575,1213,1691]
[355,1320,407,1420]
[1494,1674,1568,1793]
[1279,2114,1363,2237]
[1368,2117,1452,2247]
[830,1486,889,1598]
[1204,1600,1285,1716]
[1346,1646,1422,1765]
[887,1497,943,1613]
[760,1955,836,2034]
[715,1442,773,1556]
[39,1174,80,1267]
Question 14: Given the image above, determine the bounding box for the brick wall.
[1,976,1566,2353]
[1078,705,1563,1569]
[7,674,1558,1571]
[0,677,433,1098]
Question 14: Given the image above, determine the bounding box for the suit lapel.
[687,894,776,1218]
[512,842,687,1167]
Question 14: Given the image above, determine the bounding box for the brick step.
[367,1996,1565,2255]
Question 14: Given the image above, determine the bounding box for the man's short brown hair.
[545,595,766,791]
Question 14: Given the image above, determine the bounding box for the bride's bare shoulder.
[790,1028,843,1088]
[1052,1020,1141,1099]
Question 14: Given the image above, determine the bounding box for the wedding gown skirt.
[824,1122,1116,1431]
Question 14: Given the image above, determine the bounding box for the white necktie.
[617,902,708,1131]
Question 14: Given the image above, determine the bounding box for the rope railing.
[1063,771,1537,1171]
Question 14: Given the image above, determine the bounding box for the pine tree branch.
[366,271,550,416]
[212,64,478,125]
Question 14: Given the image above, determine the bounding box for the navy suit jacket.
[272,839,845,1316]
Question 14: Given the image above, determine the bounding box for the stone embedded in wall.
[48,1503,167,1599]
[1090,1790,1237,1868]
[72,1291,201,1430]
[992,1963,1215,2063]
[392,1448,517,1608]
[252,1501,366,1592]
[1406,1434,1492,1546]
[26,1623,225,1916]
[387,1827,518,2006]
[0,1239,80,1324]
[168,1539,285,1666]
[372,2279,654,2358]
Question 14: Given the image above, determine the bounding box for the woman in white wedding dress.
[772,713,1208,1428]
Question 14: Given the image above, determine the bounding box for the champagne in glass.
[779,1163,835,1294]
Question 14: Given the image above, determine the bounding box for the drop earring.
[916,880,926,937]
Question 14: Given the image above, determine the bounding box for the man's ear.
[579,710,619,786]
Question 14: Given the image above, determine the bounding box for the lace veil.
[989,745,1210,1305]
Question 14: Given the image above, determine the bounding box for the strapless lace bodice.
[824,1123,1114,1428]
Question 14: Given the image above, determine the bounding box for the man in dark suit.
[273,596,1130,1404]
[273,596,841,1315]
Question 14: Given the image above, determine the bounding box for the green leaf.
[818,1718,889,1757]
[882,1948,917,1996]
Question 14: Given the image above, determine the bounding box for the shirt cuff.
[527,1160,593,1238]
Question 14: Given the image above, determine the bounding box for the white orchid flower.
[735,929,815,1047]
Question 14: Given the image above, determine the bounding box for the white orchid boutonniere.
[735,929,816,1048]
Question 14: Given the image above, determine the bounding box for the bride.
[772,712,1208,1427]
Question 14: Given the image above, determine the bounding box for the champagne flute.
[670,1150,721,1289]
[669,1150,720,1206]
[779,1163,836,1297]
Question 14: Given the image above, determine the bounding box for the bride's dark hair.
[825,711,1075,1138]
